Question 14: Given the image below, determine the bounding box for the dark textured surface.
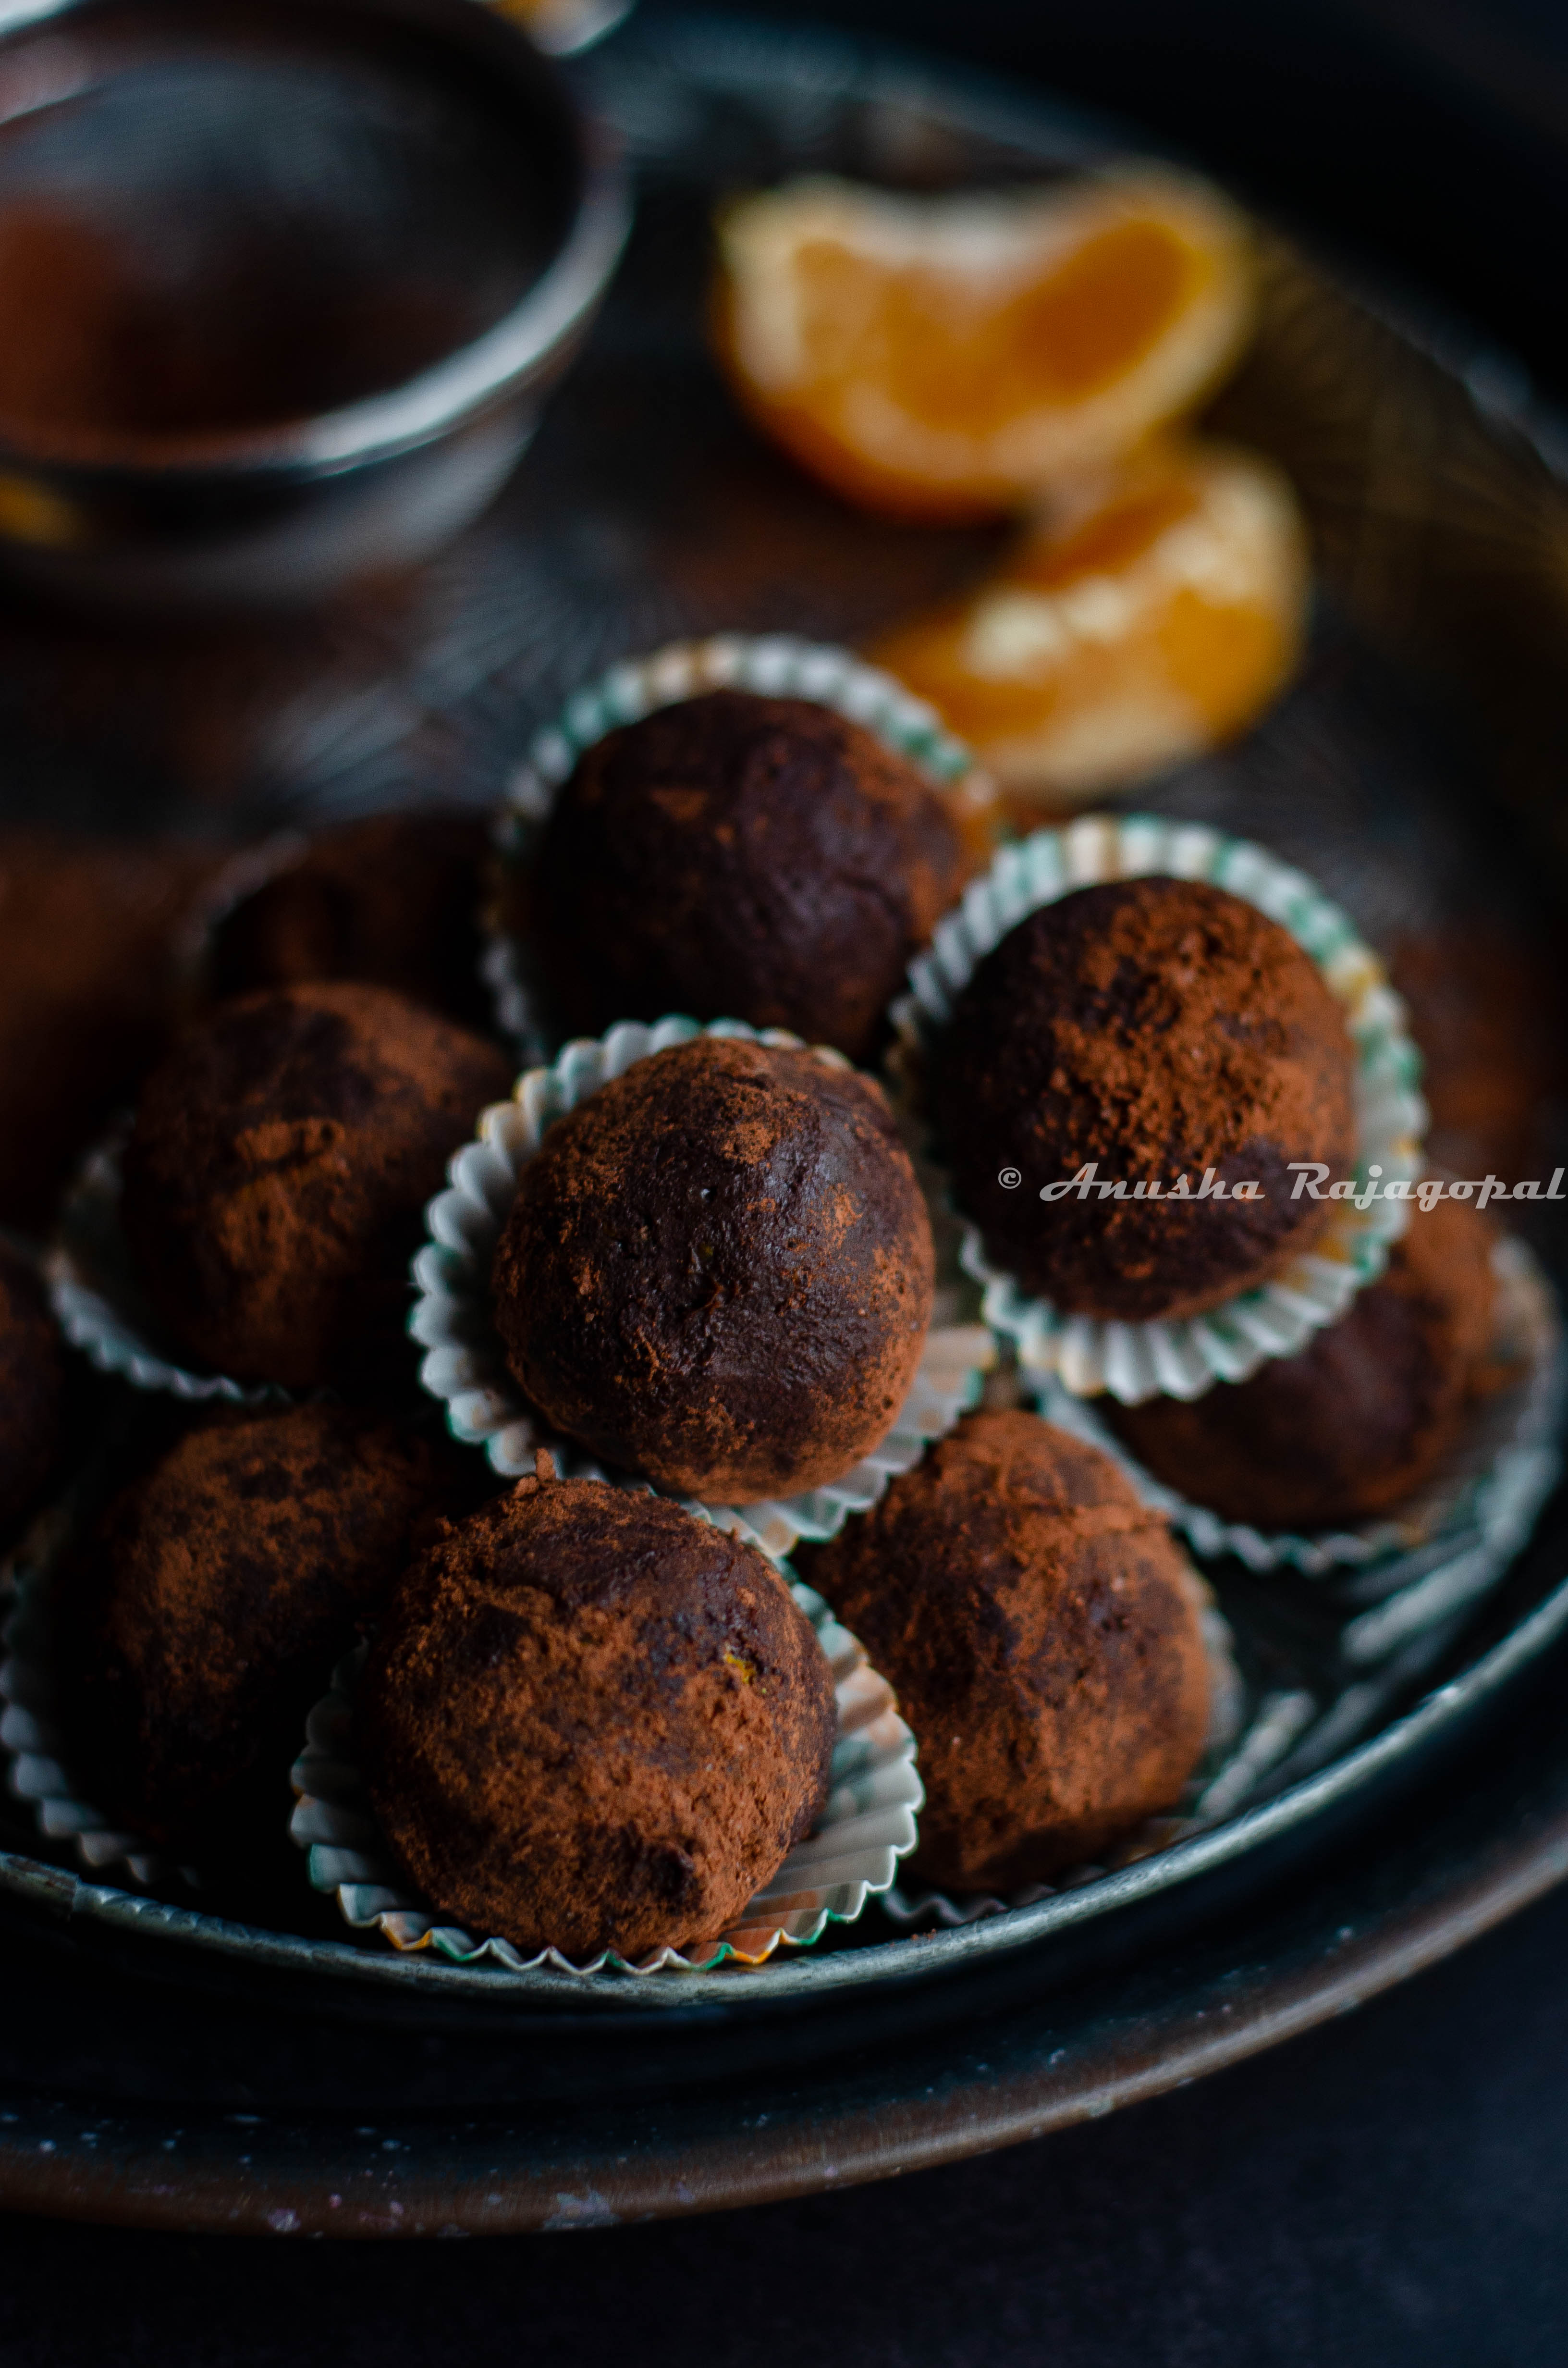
[0,835,217,1231]
[494,1036,934,1500]
[530,690,965,1061]
[0,1879,1560,2368]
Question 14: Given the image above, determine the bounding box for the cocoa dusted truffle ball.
[529,690,966,1063]
[122,981,513,1387]
[0,1243,66,1541]
[54,1405,464,1858]
[356,1462,838,1961]
[1107,1196,1500,1530]
[491,1035,935,1501]
[209,811,493,1030]
[931,877,1357,1321]
[799,1409,1212,1891]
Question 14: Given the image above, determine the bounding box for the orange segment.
[869,441,1308,805]
[488,0,617,49]
[713,172,1255,520]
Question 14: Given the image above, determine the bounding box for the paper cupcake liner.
[290,1576,921,1975]
[883,1560,1245,1929]
[892,813,1428,1406]
[486,632,989,1062]
[1035,1236,1565,1578]
[410,1012,994,1562]
[0,1500,194,1893]
[47,1131,292,1406]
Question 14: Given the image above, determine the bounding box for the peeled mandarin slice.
[869,441,1308,806]
[489,0,614,47]
[713,171,1255,521]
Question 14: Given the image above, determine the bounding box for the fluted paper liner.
[290,1577,921,1975]
[485,631,989,1062]
[892,813,1427,1404]
[0,1505,192,1893]
[410,1012,994,1561]
[1037,1233,1565,1576]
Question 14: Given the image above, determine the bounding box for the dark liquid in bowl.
[0,0,576,448]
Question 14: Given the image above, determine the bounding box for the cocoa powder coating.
[490,1035,935,1501]
[799,1409,1212,1892]
[53,1405,462,1859]
[356,1468,838,1961]
[121,981,513,1387]
[1109,1195,1500,1529]
[530,690,966,1064]
[209,810,493,1030]
[931,878,1358,1321]
[0,1242,66,1542]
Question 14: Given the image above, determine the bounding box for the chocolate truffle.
[529,689,966,1063]
[121,981,513,1388]
[491,1035,935,1501]
[208,810,493,1030]
[1391,926,1564,1186]
[931,877,1357,1321]
[0,1242,66,1542]
[54,1405,461,1858]
[1107,1195,1499,1530]
[0,832,216,1232]
[799,1409,1212,1891]
[356,1463,837,1961]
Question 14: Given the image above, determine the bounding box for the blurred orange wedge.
[869,441,1308,805]
[713,171,1255,521]
[488,0,624,50]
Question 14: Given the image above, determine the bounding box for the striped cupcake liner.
[409,1012,994,1563]
[892,813,1428,1406]
[290,1575,921,1976]
[485,632,989,1062]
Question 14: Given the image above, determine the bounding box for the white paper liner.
[410,1012,995,1561]
[1035,1235,1565,1577]
[485,632,990,1062]
[0,1504,194,1893]
[892,813,1428,1405]
[46,1132,291,1406]
[290,1576,921,1975]
[883,1559,1245,1929]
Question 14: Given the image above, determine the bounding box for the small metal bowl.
[0,0,630,607]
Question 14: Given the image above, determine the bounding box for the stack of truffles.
[0,150,1546,1972]
[0,657,1529,1962]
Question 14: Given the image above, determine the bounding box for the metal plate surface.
[2,11,1568,2050]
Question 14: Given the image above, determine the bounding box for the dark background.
[12,0,1568,2357]
[5,1881,1568,2363]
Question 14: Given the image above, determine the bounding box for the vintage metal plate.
[2,13,1568,2071]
